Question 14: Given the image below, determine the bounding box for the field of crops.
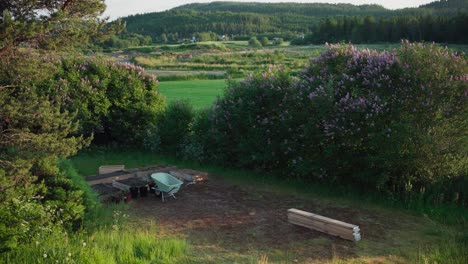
[153,42,468,109]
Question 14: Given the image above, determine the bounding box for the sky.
[104,0,435,20]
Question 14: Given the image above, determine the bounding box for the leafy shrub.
[194,42,468,205]
[260,37,270,46]
[37,58,166,145]
[200,66,298,169]
[248,37,262,48]
[157,100,196,155]
[296,42,467,198]
[0,90,88,252]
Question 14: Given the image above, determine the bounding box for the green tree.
[160,33,168,43]
[260,36,270,46]
[0,88,89,251]
[0,0,122,57]
[248,37,262,47]
[0,0,121,252]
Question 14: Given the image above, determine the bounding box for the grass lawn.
[70,148,468,264]
[159,79,226,109]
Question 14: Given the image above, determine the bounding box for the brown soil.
[127,178,432,263]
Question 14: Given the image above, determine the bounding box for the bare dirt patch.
[127,177,436,263]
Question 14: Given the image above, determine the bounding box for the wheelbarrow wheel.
[154,190,161,197]
[152,187,161,197]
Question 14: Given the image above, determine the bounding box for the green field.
[159,79,226,109]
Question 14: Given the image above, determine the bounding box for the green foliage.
[200,66,297,168]
[260,37,270,47]
[273,38,285,45]
[100,32,152,49]
[421,0,468,11]
[195,31,219,42]
[0,89,89,251]
[121,2,390,39]
[157,100,196,155]
[37,57,165,144]
[0,0,118,56]
[248,37,262,48]
[0,211,187,264]
[294,13,468,44]
[189,43,467,206]
[59,160,98,214]
[121,1,467,44]
[299,43,467,202]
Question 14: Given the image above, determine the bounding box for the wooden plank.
[288,214,360,236]
[287,213,360,233]
[169,169,209,182]
[99,165,125,175]
[289,218,360,241]
[87,172,136,185]
[87,166,178,186]
[288,217,360,242]
[289,217,359,241]
[169,170,193,181]
[112,180,130,191]
[288,208,358,230]
[287,208,361,242]
[288,215,357,236]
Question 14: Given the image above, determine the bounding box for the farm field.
[159,79,226,109]
[136,42,468,109]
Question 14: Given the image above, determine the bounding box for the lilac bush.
[38,57,165,144]
[297,42,467,196]
[199,42,467,203]
[205,66,300,169]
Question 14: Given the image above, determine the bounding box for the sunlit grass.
[159,79,226,109]
[1,216,187,264]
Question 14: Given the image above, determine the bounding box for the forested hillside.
[122,2,394,38]
[121,0,468,44]
[174,2,388,16]
[421,0,468,10]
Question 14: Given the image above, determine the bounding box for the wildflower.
[83,242,87,247]
[43,253,47,258]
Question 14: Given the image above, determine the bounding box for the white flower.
[68,252,72,257]
[43,253,47,258]
[82,242,87,247]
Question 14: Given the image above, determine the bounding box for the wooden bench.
[98,165,125,175]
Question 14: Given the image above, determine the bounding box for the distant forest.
[118,0,468,44]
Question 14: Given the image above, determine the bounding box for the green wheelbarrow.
[150,173,183,202]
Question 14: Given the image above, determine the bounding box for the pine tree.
[0,0,120,57]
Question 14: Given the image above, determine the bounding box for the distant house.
[219,35,230,41]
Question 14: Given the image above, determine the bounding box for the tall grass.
[414,234,468,264]
[1,225,187,264]
[1,161,188,264]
